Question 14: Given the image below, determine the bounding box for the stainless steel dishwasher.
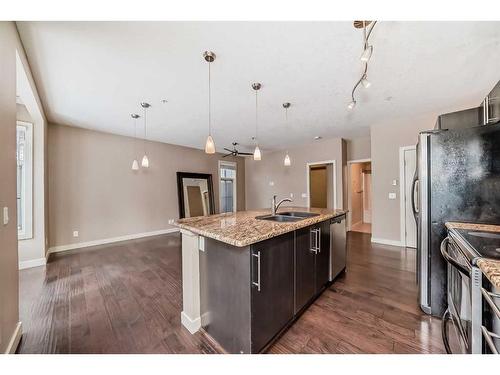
[329,214,347,281]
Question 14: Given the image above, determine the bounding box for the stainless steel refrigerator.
[414,120,500,317]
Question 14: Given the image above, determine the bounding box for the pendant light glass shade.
[347,100,356,110]
[253,145,261,161]
[205,135,215,154]
[284,153,291,166]
[141,155,149,168]
[132,159,139,170]
[360,45,373,62]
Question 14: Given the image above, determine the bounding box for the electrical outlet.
[388,193,397,200]
[269,181,275,186]
[301,193,307,198]
[73,230,79,238]
[168,219,175,225]
[290,193,294,198]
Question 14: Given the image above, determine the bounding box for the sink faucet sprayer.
[271,195,293,216]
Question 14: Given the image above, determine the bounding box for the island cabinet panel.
[315,220,331,292]
[250,233,294,353]
[200,238,252,354]
[295,227,316,313]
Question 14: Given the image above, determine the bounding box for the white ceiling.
[17,21,500,152]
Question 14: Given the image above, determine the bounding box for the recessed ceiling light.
[161,99,168,104]
[314,136,322,140]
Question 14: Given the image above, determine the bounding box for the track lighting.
[360,45,373,62]
[361,75,371,89]
[347,21,377,111]
[204,51,216,154]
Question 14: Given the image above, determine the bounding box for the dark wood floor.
[17,231,445,354]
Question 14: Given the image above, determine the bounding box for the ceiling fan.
[223,142,254,157]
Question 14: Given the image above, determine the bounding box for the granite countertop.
[174,207,346,247]
[446,221,500,288]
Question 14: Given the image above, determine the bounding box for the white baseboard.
[48,228,180,255]
[19,257,47,270]
[4,322,22,354]
[181,311,201,334]
[371,237,403,247]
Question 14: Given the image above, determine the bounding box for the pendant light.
[252,83,262,161]
[140,102,150,168]
[131,113,140,170]
[204,51,216,154]
[282,102,291,166]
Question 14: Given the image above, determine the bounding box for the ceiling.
[17,21,500,152]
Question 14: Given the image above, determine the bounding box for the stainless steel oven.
[440,234,482,354]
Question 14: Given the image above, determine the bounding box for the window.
[219,161,237,213]
[16,121,33,240]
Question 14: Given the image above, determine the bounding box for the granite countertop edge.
[174,208,347,248]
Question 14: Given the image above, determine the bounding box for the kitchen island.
[175,207,346,353]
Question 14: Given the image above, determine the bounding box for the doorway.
[307,161,336,209]
[400,146,417,248]
[347,159,372,234]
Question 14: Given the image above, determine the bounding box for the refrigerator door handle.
[411,177,419,217]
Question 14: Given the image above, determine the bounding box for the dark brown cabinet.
[250,233,294,352]
[295,227,316,312]
[295,221,331,313]
[200,217,336,354]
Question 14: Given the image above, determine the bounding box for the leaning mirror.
[176,172,215,219]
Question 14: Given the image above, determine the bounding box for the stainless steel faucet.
[271,195,292,216]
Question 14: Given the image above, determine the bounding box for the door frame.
[399,145,416,247]
[306,160,337,209]
[346,158,371,231]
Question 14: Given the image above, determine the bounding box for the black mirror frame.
[176,172,215,219]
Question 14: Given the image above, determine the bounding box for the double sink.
[255,211,319,223]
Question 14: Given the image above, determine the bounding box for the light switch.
[301,193,307,198]
[388,193,397,200]
[269,181,275,186]
[392,179,398,186]
[73,230,79,238]
[290,193,294,198]
[3,207,9,225]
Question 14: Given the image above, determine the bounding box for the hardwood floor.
[17,231,445,354]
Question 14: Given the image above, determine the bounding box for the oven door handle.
[440,237,470,276]
[441,309,453,354]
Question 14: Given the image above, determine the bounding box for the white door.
[404,148,417,248]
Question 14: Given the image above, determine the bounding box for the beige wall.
[0,21,20,353]
[346,136,371,161]
[245,137,344,210]
[48,124,245,247]
[371,114,435,242]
